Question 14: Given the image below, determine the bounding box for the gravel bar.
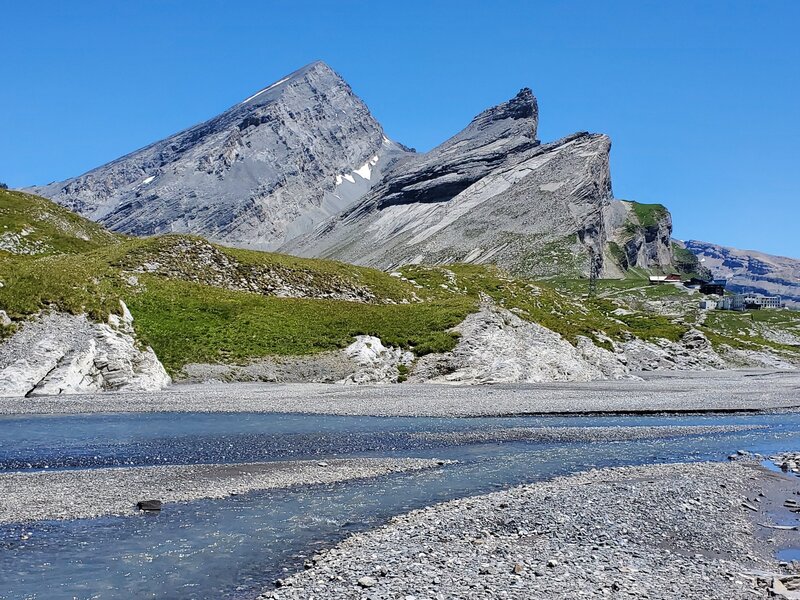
[1,370,800,417]
[411,424,766,444]
[0,458,444,524]
[259,460,799,600]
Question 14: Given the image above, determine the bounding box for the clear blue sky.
[1,1,798,257]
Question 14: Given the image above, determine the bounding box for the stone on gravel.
[136,499,162,512]
[0,458,443,524]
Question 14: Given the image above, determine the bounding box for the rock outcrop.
[339,336,414,385]
[408,302,631,384]
[0,302,170,397]
[621,328,727,372]
[123,236,396,303]
[29,62,409,250]
[603,201,674,277]
[684,240,800,308]
[283,89,674,278]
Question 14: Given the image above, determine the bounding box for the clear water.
[1,411,799,600]
[777,547,800,562]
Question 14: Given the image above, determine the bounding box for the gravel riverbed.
[0,458,444,524]
[411,424,765,445]
[2,370,800,417]
[259,460,800,600]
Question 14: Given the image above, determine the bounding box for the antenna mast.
[588,246,599,299]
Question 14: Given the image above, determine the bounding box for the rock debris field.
[410,424,764,445]
[260,461,800,600]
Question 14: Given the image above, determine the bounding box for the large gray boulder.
[29,62,409,250]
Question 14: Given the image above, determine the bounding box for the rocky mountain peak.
[30,61,410,250]
[469,87,539,133]
[338,89,543,214]
[237,60,342,107]
[283,92,673,280]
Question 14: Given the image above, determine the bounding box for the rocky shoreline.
[0,458,444,524]
[259,460,800,600]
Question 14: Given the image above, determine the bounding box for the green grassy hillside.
[2,191,799,374]
[628,201,669,228]
[0,189,119,255]
[0,232,476,371]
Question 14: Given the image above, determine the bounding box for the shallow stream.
[1,410,799,599]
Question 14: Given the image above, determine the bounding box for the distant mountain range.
[27,61,684,278]
[684,241,800,307]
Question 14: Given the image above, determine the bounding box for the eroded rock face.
[409,302,631,384]
[339,336,414,385]
[30,62,409,250]
[603,201,674,277]
[0,302,170,397]
[284,89,673,278]
[621,329,727,372]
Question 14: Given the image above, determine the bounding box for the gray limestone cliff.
[30,63,675,276]
[282,89,674,277]
[29,62,409,250]
[603,202,675,277]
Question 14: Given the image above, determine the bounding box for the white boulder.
[339,335,414,385]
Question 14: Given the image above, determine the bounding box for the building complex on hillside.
[717,294,783,311]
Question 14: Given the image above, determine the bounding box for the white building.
[699,299,717,310]
[743,294,782,309]
[718,294,782,311]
